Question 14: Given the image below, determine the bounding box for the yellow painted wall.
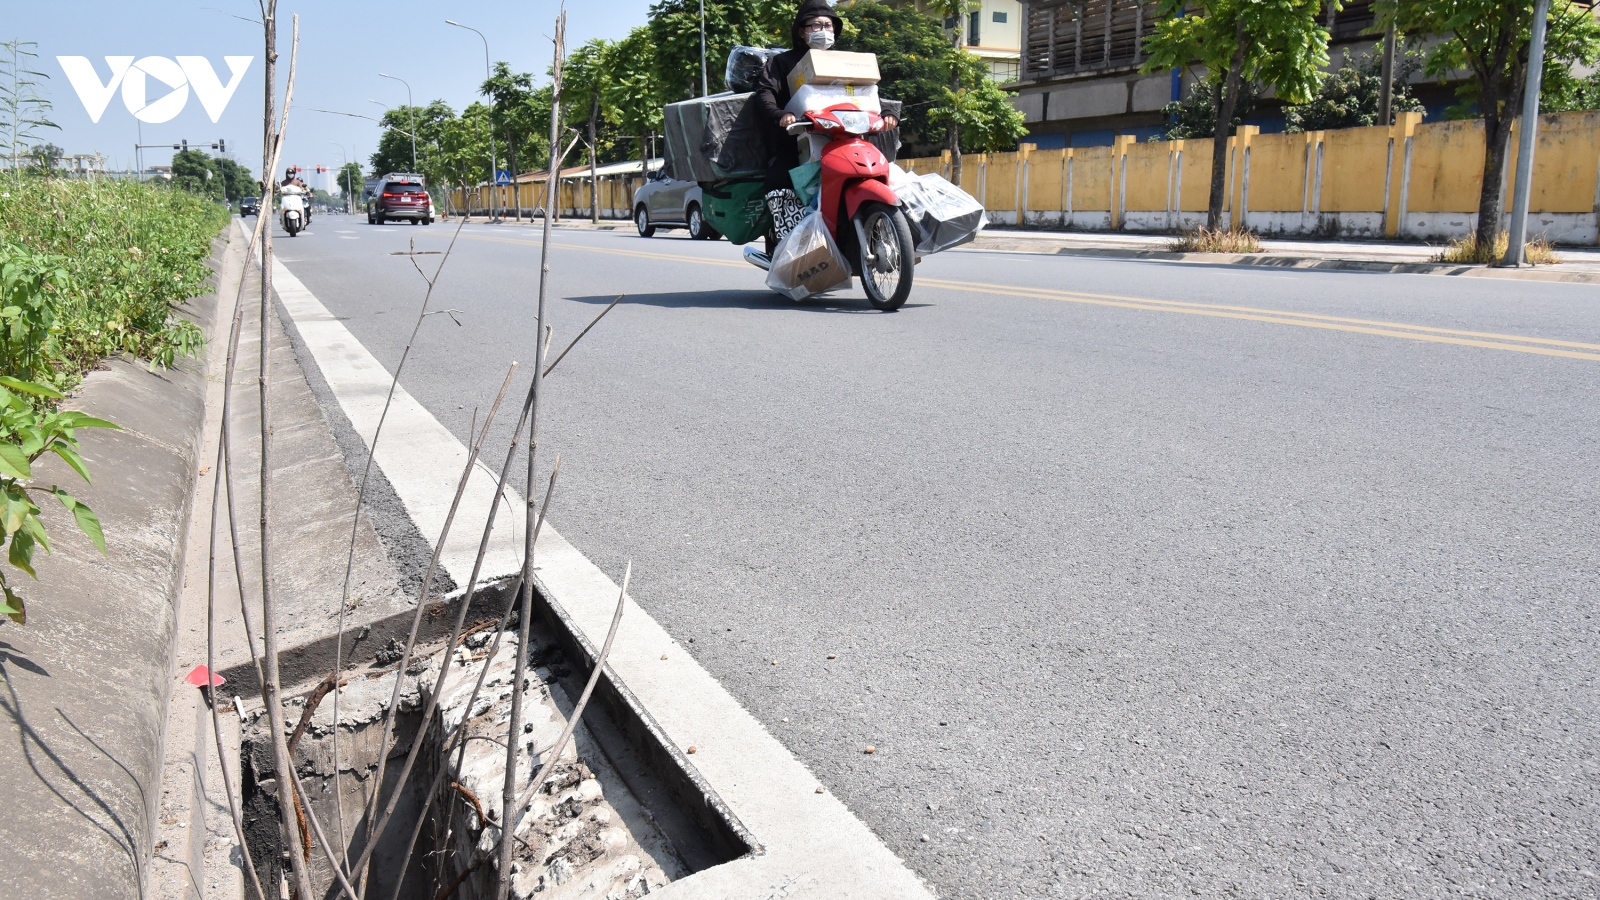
[1072,146,1113,211]
[1026,148,1069,212]
[1517,111,1600,214]
[985,153,1019,211]
[1316,124,1390,213]
[1121,142,1171,212]
[1246,132,1312,212]
[1405,120,1482,213]
[1176,139,1216,212]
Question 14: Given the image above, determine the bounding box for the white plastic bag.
[898,173,986,254]
[766,210,852,300]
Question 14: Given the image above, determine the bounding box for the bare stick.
[543,294,624,378]
[379,462,560,900]
[205,238,266,900]
[498,12,565,897]
[253,9,314,897]
[514,563,629,812]
[340,213,474,892]
[286,671,339,755]
[347,334,557,886]
[287,765,362,900]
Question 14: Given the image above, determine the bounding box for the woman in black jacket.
[753,0,897,238]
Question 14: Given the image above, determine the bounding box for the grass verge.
[1172,227,1263,254]
[0,175,228,389]
[1435,232,1562,265]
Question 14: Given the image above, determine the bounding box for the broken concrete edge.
[961,238,1600,283]
[0,226,238,900]
[216,570,763,876]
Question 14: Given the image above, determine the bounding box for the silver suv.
[631,170,718,240]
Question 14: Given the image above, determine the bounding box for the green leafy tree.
[336,161,363,210]
[929,52,1028,154]
[564,39,621,222]
[483,62,547,201]
[212,156,253,204]
[1158,80,1260,139]
[370,101,459,178]
[606,27,667,177]
[1543,69,1600,111]
[648,0,770,101]
[171,149,222,200]
[26,142,63,176]
[928,0,979,183]
[1377,0,1600,250]
[0,41,58,176]
[839,1,959,155]
[1143,0,1332,230]
[1284,48,1425,132]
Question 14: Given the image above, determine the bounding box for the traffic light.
[217,138,226,153]
[181,139,189,152]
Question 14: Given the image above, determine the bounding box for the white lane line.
[265,233,933,899]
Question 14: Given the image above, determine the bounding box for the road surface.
[273,215,1600,899]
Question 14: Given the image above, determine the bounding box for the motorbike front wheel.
[854,201,914,311]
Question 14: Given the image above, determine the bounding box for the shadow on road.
[566,290,931,314]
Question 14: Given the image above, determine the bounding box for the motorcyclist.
[753,0,897,239]
[280,167,310,228]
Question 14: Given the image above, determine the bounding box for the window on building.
[993,11,1008,22]
[969,11,981,45]
[991,59,1020,82]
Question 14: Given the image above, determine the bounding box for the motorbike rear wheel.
[855,201,914,311]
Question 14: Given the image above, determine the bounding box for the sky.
[9,0,654,192]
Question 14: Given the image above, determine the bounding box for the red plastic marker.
[185,665,226,688]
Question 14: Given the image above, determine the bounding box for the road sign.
[495,170,512,185]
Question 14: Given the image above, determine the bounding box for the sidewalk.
[964,228,1600,283]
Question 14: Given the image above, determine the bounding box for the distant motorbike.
[748,103,915,310]
[281,190,306,237]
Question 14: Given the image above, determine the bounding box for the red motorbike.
[754,102,916,310]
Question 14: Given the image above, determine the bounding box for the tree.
[1284,48,1425,132]
[171,148,222,199]
[563,40,621,223]
[26,142,63,176]
[647,0,769,101]
[1143,0,1332,230]
[483,62,540,215]
[337,161,363,210]
[1159,80,1260,139]
[929,52,1028,154]
[929,0,979,183]
[838,1,959,155]
[212,156,253,203]
[1543,69,1600,112]
[606,27,667,180]
[369,100,459,178]
[1377,0,1600,250]
[0,41,58,176]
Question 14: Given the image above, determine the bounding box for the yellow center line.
[923,277,1600,353]
[455,231,1600,363]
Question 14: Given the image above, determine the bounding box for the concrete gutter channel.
[2,219,934,899]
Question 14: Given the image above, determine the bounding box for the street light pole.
[446,20,500,222]
[1502,0,1551,267]
[378,73,417,172]
[328,141,349,213]
[700,0,709,97]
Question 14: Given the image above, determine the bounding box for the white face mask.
[806,29,835,50]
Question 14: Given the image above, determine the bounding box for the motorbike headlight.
[834,110,871,134]
[816,117,839,130]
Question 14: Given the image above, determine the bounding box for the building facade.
[1010,0,1437,148]
[845,0,1025,82]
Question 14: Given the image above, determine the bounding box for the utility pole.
[700,0,709,97]
[1502,0,1550,267]
[446,20,499,221]
[379,73,417,172]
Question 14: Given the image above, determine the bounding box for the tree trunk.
[589,91,601,224]
[949,14,965,186]
[509,133,520,221]
[1207,29,1249,230]
[1474,62,1526,251]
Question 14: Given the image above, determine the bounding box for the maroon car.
[368,180,434,225]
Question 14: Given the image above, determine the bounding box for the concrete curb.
[962,237,1600,284]
[0,231,236,899]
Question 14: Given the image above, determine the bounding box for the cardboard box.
[787,50,880,92]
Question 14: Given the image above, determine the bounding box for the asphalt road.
[274,214,1600,899]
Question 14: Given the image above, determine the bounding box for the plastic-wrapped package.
[663,92,767,183]
[766,210,852,300]
[897,173,987,254]
[725,46,783,94]
[785,83,881,116]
